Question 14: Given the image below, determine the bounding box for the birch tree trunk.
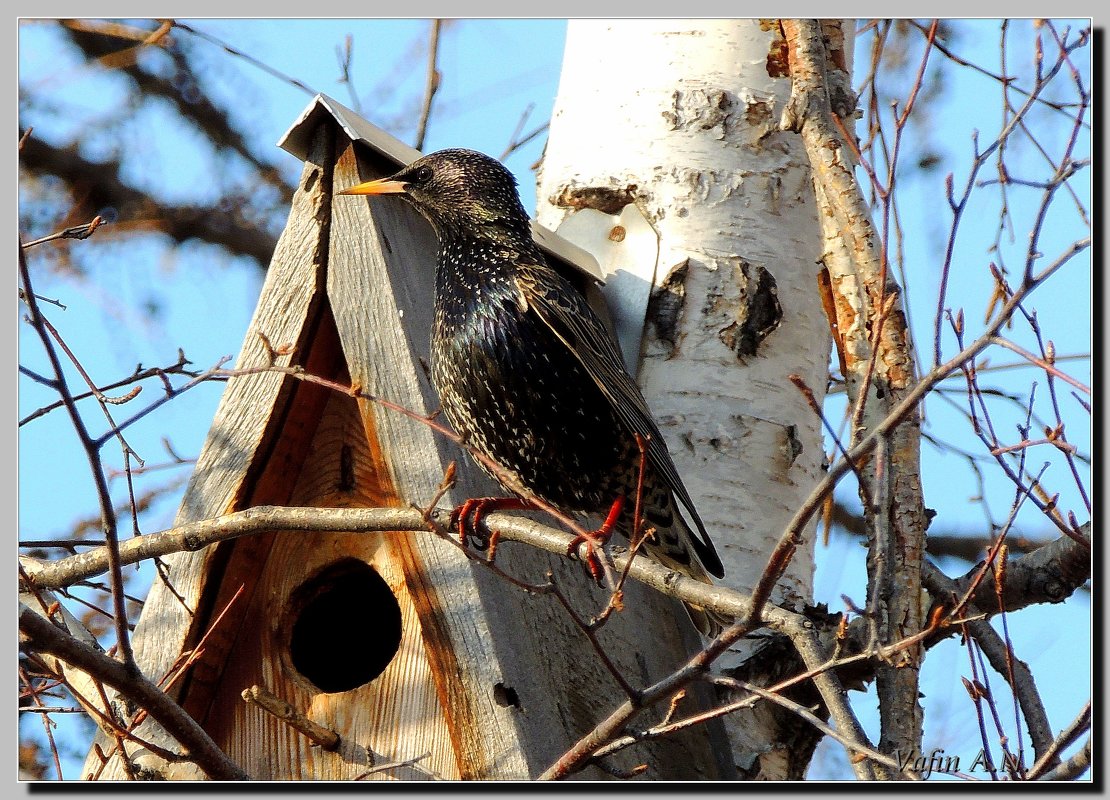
[536,19,838,777]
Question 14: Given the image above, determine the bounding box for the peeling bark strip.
[764,22,791,78]
[780,18,928,773]
[816,265,847,376]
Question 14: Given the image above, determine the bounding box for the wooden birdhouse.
[82,95,730,781]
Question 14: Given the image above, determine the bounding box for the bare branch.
[20,215,108,249]
[935,525,1090,615]
[18,604,249,781]
[20,350,198,428]
[18,135,279,267]
[334,33,363,115]
[241,685,340,751]
[711,676,916,778]
[1027,702,1091,779]
[413,19,442,152]
[19,246,135,666]
[62,19,299,194]
[1035,738,1090,781]
[781,17,932,763]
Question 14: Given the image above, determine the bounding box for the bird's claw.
[565,495,626,583]
[449,497,536,559]
[566,532,607,582]
[450,497,491,549]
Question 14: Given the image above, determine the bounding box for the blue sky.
[18,19,1091,781]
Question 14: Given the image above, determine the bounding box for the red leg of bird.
[450,497,538,552]
[485,528,502,562]
[566,496,626,581]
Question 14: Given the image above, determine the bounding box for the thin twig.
[20,350,198,427]
[354,752,433,780]
[748,232,1088,628]
[172,20,317,97]
[710,676,916,778]
[334,33,363,115]
[21,215,107,248]
[1034,738,1090,781]
[19,244,136,668]
[1026,701,1091,779]
[988,336,1090,394]
[499,101,550,161]
[241,685,340,751]
[413,19,442,152]
[19,604,249,781]
[922,562,1055,762]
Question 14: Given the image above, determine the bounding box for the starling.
[340,148,726,636]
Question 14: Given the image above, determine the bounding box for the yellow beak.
[338,177,408,196]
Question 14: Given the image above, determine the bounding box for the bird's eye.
[411,165,434,185]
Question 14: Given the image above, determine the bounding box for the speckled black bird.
[340,148,725,635]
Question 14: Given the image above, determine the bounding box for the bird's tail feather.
[683,604,732,639]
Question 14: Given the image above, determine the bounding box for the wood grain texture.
[83,126,336,780]
[195,376,459,780]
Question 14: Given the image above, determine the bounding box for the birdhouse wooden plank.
[83,95,729,782]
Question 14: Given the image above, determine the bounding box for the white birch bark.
[536,19,834,776]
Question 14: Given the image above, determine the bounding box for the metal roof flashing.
[278,94,604,283]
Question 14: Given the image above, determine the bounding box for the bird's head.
[339,148,530,241]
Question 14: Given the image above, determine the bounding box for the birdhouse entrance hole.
[283,558,402,694]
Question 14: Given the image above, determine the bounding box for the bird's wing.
[515,264,723,578]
